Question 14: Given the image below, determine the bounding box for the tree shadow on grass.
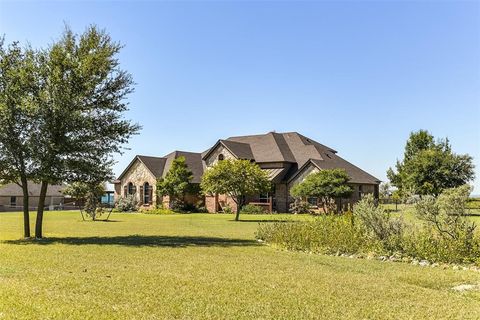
[3,235,258,248]
[235,219,291,223]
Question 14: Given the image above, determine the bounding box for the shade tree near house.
[387,130,475,197]
[0,40,38,238]
[0,26,139,238]
[290,169,353,213]
[156,156,199,210]
[201,159,271,221]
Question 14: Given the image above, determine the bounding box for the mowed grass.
[1,212,480,319]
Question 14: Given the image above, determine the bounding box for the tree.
[63,182,106,220]
[201,159,270,221]
[0,40,38,238]
[388,130,475,197]
[290,169,353,213]
[30,26,139,238]
[157,156,197,209]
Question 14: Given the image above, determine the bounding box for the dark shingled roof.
[137,156,167,177]
[220,140,254,160]
[117,152,204,184]
[162,151,205,183]
[310,157,380,184]
[226,131,379,184]
[0,182,65,197]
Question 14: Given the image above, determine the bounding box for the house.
[115,132,380,213]
[0,182,66,212]
[113,151,204,208]
[203,132,380,213]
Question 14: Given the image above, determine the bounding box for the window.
[10,196,16,208]
[307,197,318,207]
[128,182,135,195]
[143,182,150,204]
[218,154,224,161]
[259,193,270,203]
[358,185,363,199]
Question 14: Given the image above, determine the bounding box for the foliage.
[290,169,353,213]
[157,156,198,208]
[141,207,175,215]
[240,204,266,214]
[257,215,377,255]
[415,185,476,241]
[288,198,313,214]
[63,182,106,220]
[0,40,37,237]
[353,194,404,251]
[258,187,480,265]
[115,194,138,212]
[387,130,475,196]
[201,159,270,220]
[0,26,140,238]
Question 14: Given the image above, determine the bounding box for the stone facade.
[114,159,157,207]
[115,158,204,209]
[204,144,236,167]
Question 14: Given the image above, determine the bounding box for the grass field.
[1,211,480,319]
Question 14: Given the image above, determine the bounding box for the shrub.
[240,204,266,214]
[257,186,480,266]
[142,207,175,215]
[256,215,379,255]
[354,194,405,251]
[289,199,313,214]
[114,195,138,212]
[222,205,233,214]
[415,185,476,241]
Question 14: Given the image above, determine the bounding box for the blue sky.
[1,1,479,191]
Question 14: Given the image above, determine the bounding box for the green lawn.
[1,211,479,319]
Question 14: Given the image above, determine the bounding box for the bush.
[415,185,476,242]
[256,215,379,255]
[289,199,313,214]
[354,194,404,251]
[142,207,175,215]
[240,204,266,214]
[402,226,480,264]
[114,195,138,212]
[256,186,480,266]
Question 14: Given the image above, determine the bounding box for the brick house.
[202,132,380,213]
[114,132,380,212]
[114,151,204,208]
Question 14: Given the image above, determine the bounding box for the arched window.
[218,154,224,161]
[128,182,135,195]
[143,182,150,204]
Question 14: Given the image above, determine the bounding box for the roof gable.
[117,155,165,180]
[163,151,204,183]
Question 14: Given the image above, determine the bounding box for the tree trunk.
[20,176,30,238]
[35,181,48,239]
[234,196,243,221]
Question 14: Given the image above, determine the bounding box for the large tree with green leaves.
[201,159,270,221]
[157,156,197,209]
[290,169,353,213]
[387,130,474,197]
[29,26,140,238]
[0,40,38,238]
